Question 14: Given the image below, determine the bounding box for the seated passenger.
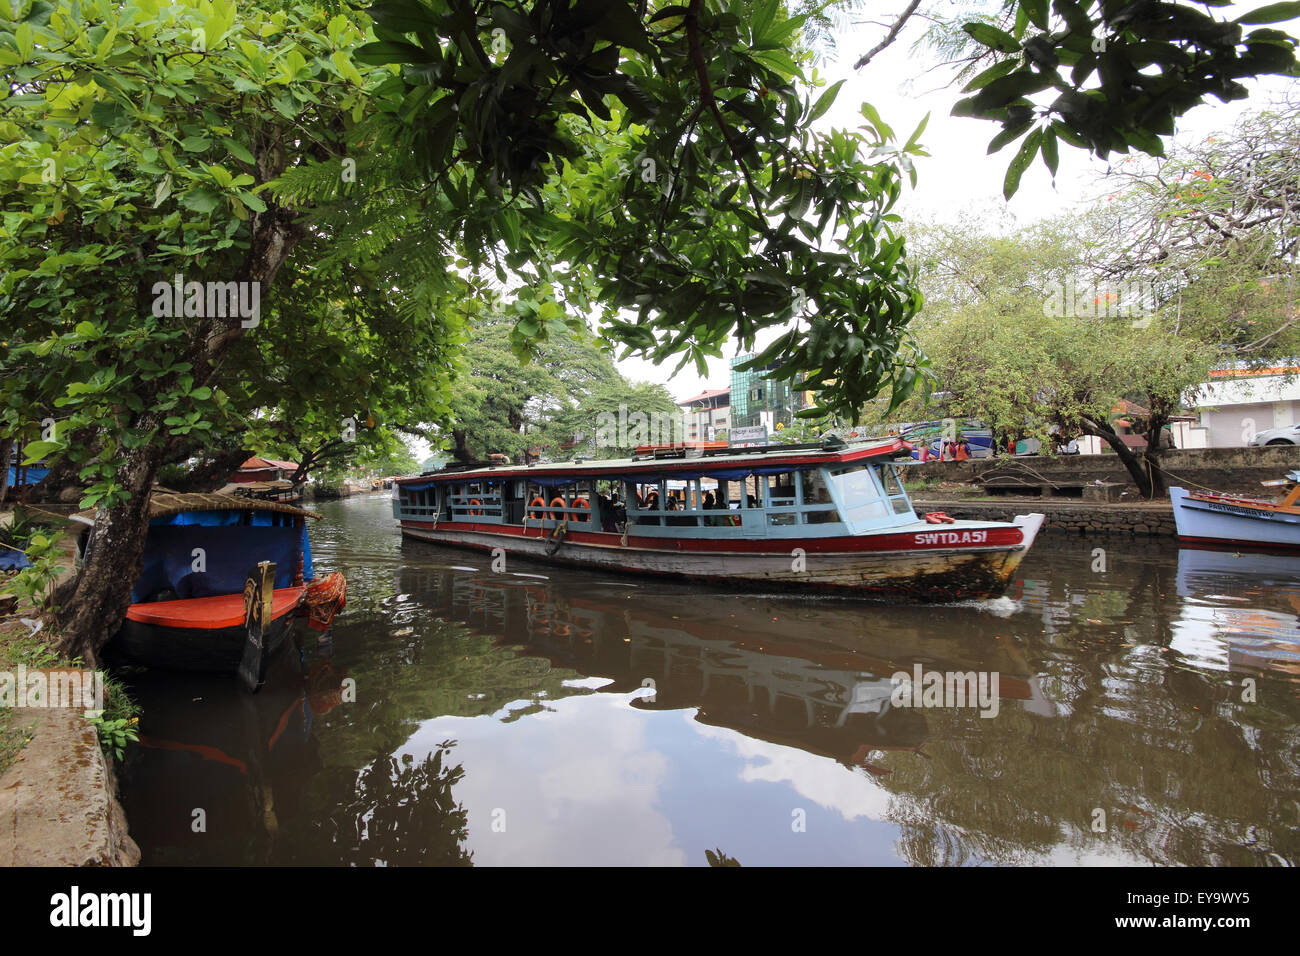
[637,491,660,525]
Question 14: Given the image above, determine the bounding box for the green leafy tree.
[891,214,1218,496]
[443,312,678,461]
[945,0,1300,198]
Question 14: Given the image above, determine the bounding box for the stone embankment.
[914,498,1177,536]
[0,701,139,866]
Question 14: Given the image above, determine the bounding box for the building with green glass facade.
[728,354,806,430]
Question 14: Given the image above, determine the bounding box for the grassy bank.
[1,507,140,771]
[0,617,60,774]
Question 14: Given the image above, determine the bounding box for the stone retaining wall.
[915,499,1177,537]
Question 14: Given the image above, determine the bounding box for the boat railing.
[526,498,595,525]
[449,492,503,520]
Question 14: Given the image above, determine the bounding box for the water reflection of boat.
[120,654,347,864]
[1175,548,1300,678]
[395,555,1049,767]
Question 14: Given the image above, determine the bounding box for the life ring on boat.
[924,511,956,524]
[468,498,484,516]
[572,497,589,514]
[528,497,547,520]
[549,497,566,521]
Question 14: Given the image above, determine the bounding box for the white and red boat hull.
[398,514,1045,600]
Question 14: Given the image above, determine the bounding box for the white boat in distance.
[1170,470,1300,551]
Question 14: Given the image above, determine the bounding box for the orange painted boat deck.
[125,586,305,630]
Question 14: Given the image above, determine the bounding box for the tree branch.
[854,0,923,71]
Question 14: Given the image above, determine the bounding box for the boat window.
[762,472,797,507]
[799,469,832,504]
[880,465,914,516]
[797,469,841,524]
[763,471,798,526]
[828,464,890,523]
[629,480,664,525]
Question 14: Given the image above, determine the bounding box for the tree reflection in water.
[289,740,472,866]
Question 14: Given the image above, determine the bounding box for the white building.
[678,388,731,442]
[1186,367,1300,447]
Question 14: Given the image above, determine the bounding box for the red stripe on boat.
[125,586,306,630]
[399,521,1024,552]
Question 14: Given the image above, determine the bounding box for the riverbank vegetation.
[866,100,1300,498]
[1,0,1294,665]
[447,313,679,462]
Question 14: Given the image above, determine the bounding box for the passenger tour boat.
[392,438,1044,600]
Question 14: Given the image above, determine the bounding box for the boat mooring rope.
[546,521,567,556]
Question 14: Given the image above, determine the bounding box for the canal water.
[119,492,1300,866]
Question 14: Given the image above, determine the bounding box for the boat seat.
[125,586,306,630]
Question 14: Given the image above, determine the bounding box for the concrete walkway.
[0,698,139,866]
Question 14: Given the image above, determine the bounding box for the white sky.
[616,1,1300,402]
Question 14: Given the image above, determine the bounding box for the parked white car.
[1252,423,1300,445]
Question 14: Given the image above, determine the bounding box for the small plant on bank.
[84,673,141,763]
[1,531,68,612]
[86,713,139,763]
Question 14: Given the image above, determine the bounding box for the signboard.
[729,425,768,449]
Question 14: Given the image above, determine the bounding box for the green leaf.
[963,23,1022,54]
[859,101,895,140]
[905,112,930,151]
[221,138,255,165]
[1003,129,1041,198]
[1040,128,1059,175]
[21,440,63,463]
[962,58,1020,93]
[353,39,433,65]
[808,79,845,123]
[1022,0,1050,30]
[1235,2,1300,24]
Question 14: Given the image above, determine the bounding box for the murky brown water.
[119,493,1300,865]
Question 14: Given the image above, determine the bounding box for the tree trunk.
[53,128,306,662]
[452,428,472,463]
[1080,417,1156,498]
[1138,406,1171,499]
[55,434,166,664]
[0,436,12,505]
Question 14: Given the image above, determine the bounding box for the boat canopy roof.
[396,438,910,489]
[74,491,321,526]
[118,493,318,602]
